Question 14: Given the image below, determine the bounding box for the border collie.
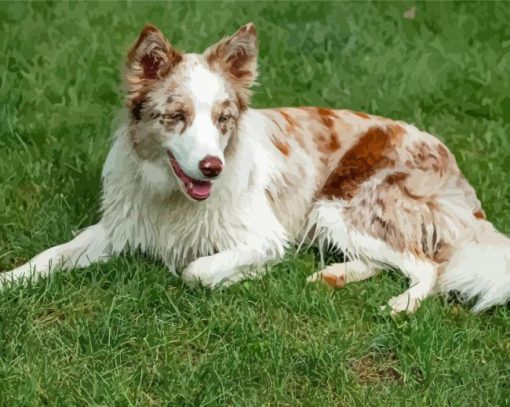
[4,23,510,314]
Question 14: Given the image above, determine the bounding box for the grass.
[1,1,510,405]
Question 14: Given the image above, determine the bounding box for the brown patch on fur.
[384,172,407,185]
[474,209,486,220]
[431,242,452,263]
[317,108,335,126]
[125,24,183,112]
[300,107,340,154]
[375,198,385,210]
[405,141,450,174]
[276,109,307,148]
[269,117,283,133]
[318,131,339,154]
[353,111,370,119]
[322,273,346,288]
[205,23,258,111]
[320,124,405,199]
[318,108,340,152]
[272,139,291,156]
[276,109,298,133]
[265,109,306,154]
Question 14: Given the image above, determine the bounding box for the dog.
[3,23,510,314]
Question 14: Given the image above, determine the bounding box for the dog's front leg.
[1,223,112,287]
[181,243,283,288]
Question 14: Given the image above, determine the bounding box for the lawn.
[1,1,510,405]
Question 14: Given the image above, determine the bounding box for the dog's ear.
[204,23,258,109]
[124,24,182,109]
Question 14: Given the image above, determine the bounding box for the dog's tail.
[441,220,510,312]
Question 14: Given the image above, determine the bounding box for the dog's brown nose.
[199,155,223,178]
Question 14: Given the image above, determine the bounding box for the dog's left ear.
[204,23,258,109]
[125,24,183,109]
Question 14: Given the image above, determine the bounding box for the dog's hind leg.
[306,260,380,288]
[385,260,439,314]
[1,223,112,287]
[309,199,439,314]
[305,201,383,288]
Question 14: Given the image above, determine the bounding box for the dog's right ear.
[124,24,182,109]
[204,23,258,110]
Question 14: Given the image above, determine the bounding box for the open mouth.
[167,151,212,201]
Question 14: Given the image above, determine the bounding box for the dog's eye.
[171,113,185,122]
[218,115,229,123]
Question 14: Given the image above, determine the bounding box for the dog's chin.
[167,151,212,201]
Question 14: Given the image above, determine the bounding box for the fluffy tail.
[441,220,510,312]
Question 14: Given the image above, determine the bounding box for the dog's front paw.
[181,258,233,288]
[181,263,209,288]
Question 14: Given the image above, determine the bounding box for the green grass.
[1,1,510,405]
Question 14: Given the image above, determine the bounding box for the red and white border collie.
[4,23,510,314]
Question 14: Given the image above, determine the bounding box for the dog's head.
[124,23,258,201]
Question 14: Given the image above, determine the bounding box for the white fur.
[441,220,510,312]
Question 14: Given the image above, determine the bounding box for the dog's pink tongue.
[188,181,212,200]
